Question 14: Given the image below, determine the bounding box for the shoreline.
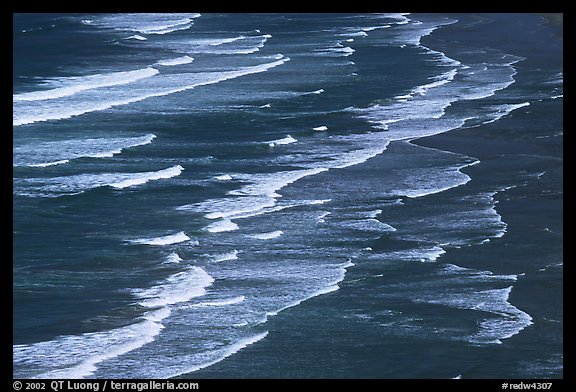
[182,13,563,380]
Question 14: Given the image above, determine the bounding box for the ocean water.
[13,13,562,379]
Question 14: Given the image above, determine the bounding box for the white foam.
[14,134,157,168]
[266,260,354,317]
[133,266,215,308]
[193,34,271,55]
[13,307,171,379]
[362,25,391,31]
[206,35,246,46]
[306,199,332,205]
[14,58,289,126]
[95,134,157,158]
[402,160,479,198]
[418,286,533,344]
[316,46,355,57]
[227,199,331,220]
[143,22,194,35]
[164,252,183,264]
[174,331,268,376]
[395,94,413,101]
[142,307,172,323]
[412,68,458,96]
[213,174,233,181]
[27,159,70,168]
[206,218,239,233]
[191,295,246,307]
[13,68,159,102]
[481,102,531,125]
[19,163,184,197]
[201,197,276,220]
[195,167,328,221]
[156,55,194,66]
[332,46,354,56]
[313,125,328,131]
[110,165,184,189]
[306,88,324,95]
[211,250,239,262]
[346,31,368,37]
[440,263,518,282]
[316,211,331,223]
[129,231,190,246]
[213,47,262,55]
[267,135,297,146]
[383,246,447,263]
[225,169,327,199]
[329,137,392,169]
[200,198,330,223]
[266,288,335,317]
[91,13,200,35]
[345,218,397,233]
[367,209,383,218]
[249,230,283,240]
[127,34,147,41]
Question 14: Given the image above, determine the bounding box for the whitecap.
[316,211,331,223]
[304,88,324,95]
[133,266,215,308]
[213,174,233,181]
[211,250,239,262]
[174,332,268,376]
[14,134,157,168]
[384,246,447,263]
[362,25,391,31]
[91,13,200,36]
[481,102,531,125]
[411,68,458,96]
[13,68,159,102]
[110,165,184,189]
[344,218,397,233]
[129,231,190,246]
[205,35,246,46]
[14,58,289,126]
[206,218,239,233]
[27,159,70,168]
[18,163,183,197]
[416,286,533,345]
[266,259,354,317]
[266,135,297,146]
[249,230,283,240]
[127,34,147,41]
[164,252,183,264]
[190,295,246,307]
[156,55,194,66]
[345,31,368,37]
[13,306,172,379]
[315,46,355,57]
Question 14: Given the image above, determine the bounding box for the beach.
[185,13,563,379]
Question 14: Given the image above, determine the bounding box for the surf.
[13,134,157,168]
[13,68,159,102]
[13,59,290,126]
[129,231,191,246]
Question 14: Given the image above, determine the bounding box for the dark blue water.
[13,13,562,379]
